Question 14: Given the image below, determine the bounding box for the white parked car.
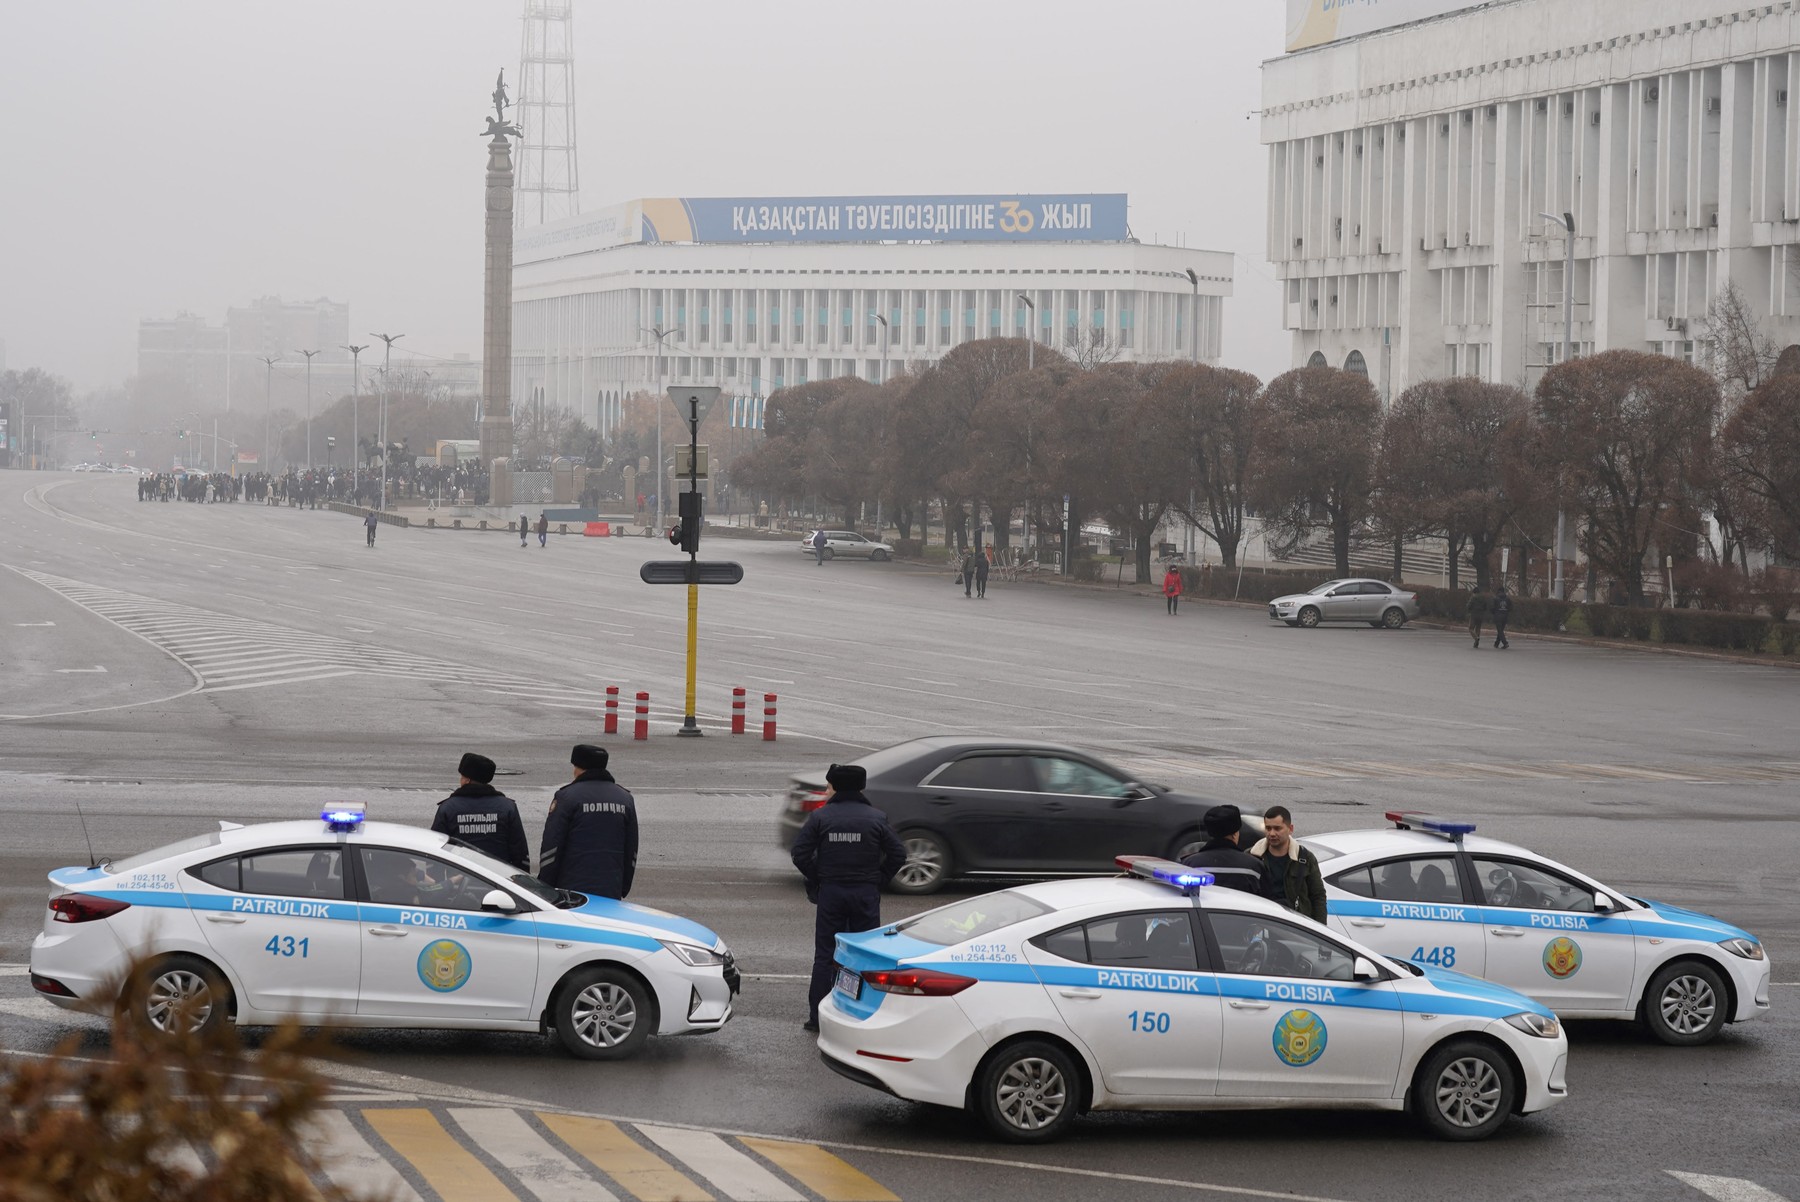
[30,806,739,1059]
[1311,813,1771,1045]
[799,529,894,561]
[819,855,1567,1142]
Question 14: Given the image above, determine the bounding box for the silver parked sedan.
[1269,578,1419,628]
[797,530,894,561]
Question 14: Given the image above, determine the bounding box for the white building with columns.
[1263,0,1800,400]
[510,194,1232,434]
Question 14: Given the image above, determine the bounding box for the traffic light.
[665,491,703,554]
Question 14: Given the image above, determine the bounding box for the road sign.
[639,560,744,585]
[674,445,709,478]
[668,385,721,427]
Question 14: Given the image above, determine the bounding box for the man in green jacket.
[1249,806,1327,924]
[1466,585,1490,648]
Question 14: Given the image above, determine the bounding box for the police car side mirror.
[1352,956,1382,983]
[480,889,517,913]
[1593,891,1613,912]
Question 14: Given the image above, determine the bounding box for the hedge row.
[1175,566,1800,656]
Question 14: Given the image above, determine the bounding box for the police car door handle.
[1348,918,1386,928]
[1491,926,1526,936]
[205,913,248,925]
[368,925,410,937]
[1057,988,1102,1000]
[1228,999,1271,1011]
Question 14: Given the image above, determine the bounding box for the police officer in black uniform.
[1179,804,1270,897]
[791,762,906,1032]
[430,752,530,872]
[538,744,638,899]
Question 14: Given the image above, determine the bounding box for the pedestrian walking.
[974,546,990,599]
[812,528,827,565]
[536,511,549,548]
[1466,585,1490,648]
[790,762,905,1032]
[538,744,639,900]
[1162,564,1183,615]
[961,548,976,598]
[1248,805,1328,924]
[430,752,530,872]
[1179,804,1269,896]
[1492,585,1513,649]
[364,511,378,549]
[519,513,529,548]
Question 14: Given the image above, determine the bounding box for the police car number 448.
[30,805,740,1060]
[818,855,1570,1143]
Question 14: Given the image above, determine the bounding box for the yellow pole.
[684,579,700,725]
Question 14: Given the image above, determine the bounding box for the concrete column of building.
[479,131,516,475]
[1593,82,1643,355]
[1490,101,1531,385]
[1397,118,1446,391]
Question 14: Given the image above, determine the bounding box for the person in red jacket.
[1162,565,1184,615]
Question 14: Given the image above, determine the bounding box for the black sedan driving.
[777,737,1251,894]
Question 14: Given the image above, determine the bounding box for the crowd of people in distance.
[133,459,494,508]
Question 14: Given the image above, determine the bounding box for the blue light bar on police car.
[1385,811,1476,840]
[1115,855,1215,892]
[321,804,366,833]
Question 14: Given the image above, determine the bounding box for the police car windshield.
[893,892,1052,946]
[445,839,561,907]
[107,832,222,874]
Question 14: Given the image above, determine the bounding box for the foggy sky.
[0,1,1289,392]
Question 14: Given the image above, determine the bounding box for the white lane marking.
[905,676,954,686]
[13,621,55,626]
[1666,1171,1793,1202]
[446,1107,618,1202]
[637,1125,803,1201]
[205,670,362,693]
[348,627,377,633]
[303,1110,424,1202]
[0,966,27,975]
[741,973,808,981]
[501,607,556,617]
[204,661,336,683]
[54,666,108,673]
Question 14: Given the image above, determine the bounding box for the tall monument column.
[479,72,519,490]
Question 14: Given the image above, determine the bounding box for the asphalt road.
[1,471,1796,1202]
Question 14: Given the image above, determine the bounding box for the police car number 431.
[818,855,1570,1143]
[30,805,740,1060]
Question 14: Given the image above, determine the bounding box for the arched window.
[1307,351,1329,369]
[1344,349,1369,377]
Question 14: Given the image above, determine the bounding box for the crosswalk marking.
[20,570,616,709]
[1666,1171,1793,1202]
[536,1113,713,1202]
[304,1109,423,1201]
[638,1126,803,1202]
[739,1138,900,1202]
[364,1108,517,1202]
[447,1108,619,1202]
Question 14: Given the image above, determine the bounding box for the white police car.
[1310,813,1771,1046]
[29,805,738,1059]
[818,856,1567,1143]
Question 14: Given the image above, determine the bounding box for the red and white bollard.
[731,687,746,735]
[604,686,619,735]
[762,693,778,742]
[633,691,650,741]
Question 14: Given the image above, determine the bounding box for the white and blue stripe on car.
[1328,896,1752,944]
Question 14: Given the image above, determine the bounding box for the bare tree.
[1535,350,1720,605]
[1695,282,1779,404]
[1250,366,1383,576]
[1721,373,1800,563]
[1152,363,1262,568]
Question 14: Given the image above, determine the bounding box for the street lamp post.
[342,343,368,496]
[642,326,683,531]
[1184,268,1201,562]
[1539,211,1576,600]
[869,313,890,536]
[298,349,320,470]
[372,333,405,509]
[257,355,280,470]
[1018,293,1036,557]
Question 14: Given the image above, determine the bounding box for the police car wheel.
[1641,960,1728,1046]
[555,967,654,1060]
[975,1040,1079,1143]
[890,831,951,895]
[129,954,229,1040]
[1412,1039,1516,1141]
[1297,606,1321,628]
